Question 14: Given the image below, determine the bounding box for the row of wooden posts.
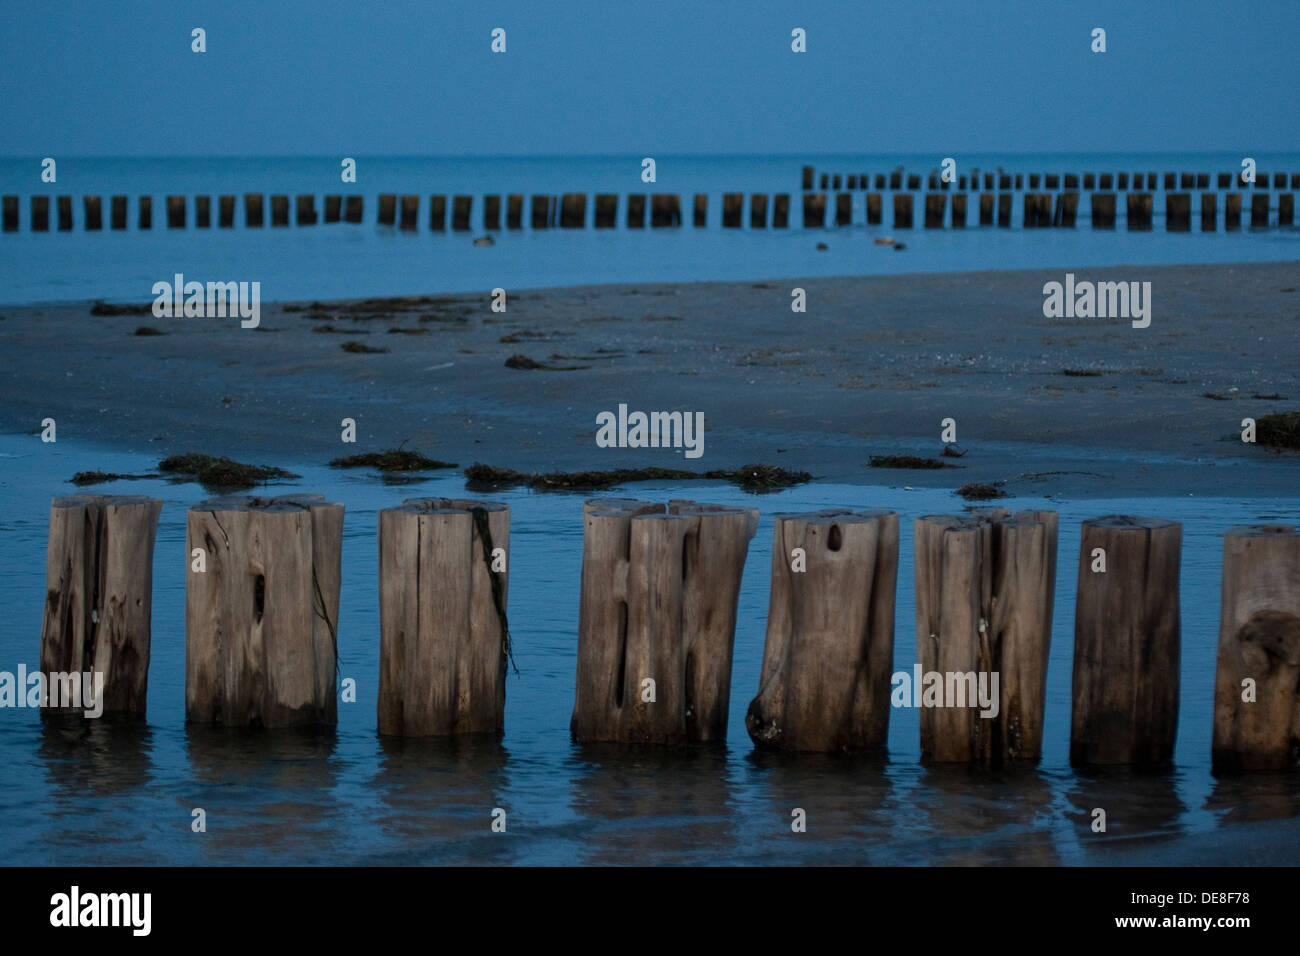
[5,189,1296,233]
[801,165,1300,192]
[39,494,1300,773]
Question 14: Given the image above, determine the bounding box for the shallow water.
[2,153,1298,305]
[0,432,1297,865]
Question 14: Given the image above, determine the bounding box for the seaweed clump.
[869,455,956,470]
[1257,411,1300,449]
[956,482,1008,501]
[158,453,299,491]
[465,462,811,495]
[330,449,457,471]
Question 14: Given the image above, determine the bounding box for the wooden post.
[978,193,993,225]
[1281,194,1294,227]
[377,193,396,225]
[801,165,813,190]
[185,494,343,729]
[1165,193,1190,231]
[483,194,501,230]
[452,195,472,231]
[112,195,129,230]
[571,499,758,745]
[195,196,210,228]
[1063,174,1078,189]
[324,195,341,223]
[377,498,511,737]
[429,195,446,231]
[1053,192,1078,227]
[1126,193,1154,230]
[750,193,767,227]
[594,194,617,228]
[167,195,186,228]
[1218,172,1232,189]
[2,195,16,231]
[506,194,523,229]
[399,194,419,230]
[1225,193,1241,230]
[1022,193,1050,227]
[1083,173,1095,190]
[83,196,102,230]
[1201,192,1217,231]
[834,192,851,225]
[746,509,898,752]
[996,193,1011,227]
[626,194,645,228]
[923,193,945,227]
[693,193,708,227]
[1180,173,1195,189]
[1250,193,1269,228]
[57,195,73,230]
[893,193,914,228]
[1091,193,1116,228]
[344,195,363,223]
[559,193,585,227]
[802,193,826,228]
[138,196,152,229]
[867,192,883,225]
[296,194,317,225]
[650,194,680,227]
[40,495,163,720]
[1070,516,1182,767]
[951,192,967,227]
[1163,172,1175,190]
[1045,174,1059,190]
[244,193,263,227]
[1197,173,1209,189]
[723,193,743,228]
[1211,525,1300,772]
[32,196,50,231]
[914,511,1057,765]
[531,194,550,229]
[270,194,289,226]
[772,193,789,228]
[907,174,921,190]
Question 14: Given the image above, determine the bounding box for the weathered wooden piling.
[572,500,758,745]
[1022,193,1051,227]
[978,193,993,225]
[1225,193,1242,230]
[296,194,316,226]
[802,165,813,190]
[595,193,617,228]
[1218,172,1233,189]
[802,193,826,228]
[83,196,102,230]
[1281,194,1295,227]
[270,195,289,226]
[40,495,163,719]
[890,171,903,190]
[625,194,645,228]
[1053,192,1078,227]
[31,195,50,230]
[951,193,967,227]
[1070,516,1182,767]
[560,193,586,228]
[893,193,914,228]
[1211,526,1300,772]
[836,192,852,225]
[399,194,419,231]
[57,196,72,231]
[997,193,1012,227]
[1201,192,1217,231]
[185,494,343,729]
[723,192,743,228]
[344,195,363,223]
[772,193,789,228]
[244,193,263,227]
[914,510,1058,765]
[1163,172,1176,190]
[1091,193,1116,228]
[820,174,829,190]
[166,195,186,229]
[750,193,767,227]
[483,194,501,230]
[506,194,523,229]
[2,195,16,231]
[1045,174,1059,190]
[1028,174,1040,189]
[746,509,898,752]
[1125,193,1153,230]
[867,192,882,225]
[1083,173,1096,190]
[1180,173,1195,189]
[429,195,446,231]
[324,195,341,223]
[1197,173,1209,190]
[377,498,511,737]
[650,194,681,227]
[924,193,945,227]
[907,174,921,190]
[1166,193,1190,231]
[1274,173,1287,189]
[832,174,842,190]
[1250,194,1269,228]
[378,193,396,226]
[138,196,152,229]
[452,195,472,231]
[113,195,129,230]
[693,193,707,227]
[195,196,210,228]
[878,174,889,190]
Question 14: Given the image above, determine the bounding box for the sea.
[1,152,1299,305]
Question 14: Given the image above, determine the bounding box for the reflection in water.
[913,764,1060,865]
[1206,771,1300,825]
[1067,767,1188,859]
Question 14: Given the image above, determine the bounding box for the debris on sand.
[158,453,299,491]
[956,482,1008,501]
[133,326,166,336]
[70,470,159,486]
[1257,412,1300,449]
[330,449,457,471]
[90,301,154,316]
[504,354,589,370]
[1062,368,1102,377]
[465,462,811,494]
[341,340,388,354]
[869,455,957,470]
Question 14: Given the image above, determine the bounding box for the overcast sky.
[2,0,1296,156]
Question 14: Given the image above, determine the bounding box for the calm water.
[1,152,1298,305]
[0,432,1297,865]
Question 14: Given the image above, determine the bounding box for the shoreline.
[2,261,1298,499]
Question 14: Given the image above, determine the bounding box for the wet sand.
[1,261,1297,498]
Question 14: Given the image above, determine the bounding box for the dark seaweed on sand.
[90,301,154,316]
[1257,411,1300,449]
[869,455,956,470]
[341,340,388,354]
[465,463,811,494]
[330,449,457,471]
[159,453,300,491]
[956,482,1008,501]
[70,470,159,486]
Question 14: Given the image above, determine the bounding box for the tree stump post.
[1070,515,1182,766]
[571,499,757,744]
[377,498,511,737]
[185,494,343,729]
[1211,525,1300,772]
[40,495,163,719]
[746,509,899,752]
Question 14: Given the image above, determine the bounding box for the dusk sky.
[2,0,1297,156]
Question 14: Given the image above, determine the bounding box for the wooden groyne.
[34,497,1300,769]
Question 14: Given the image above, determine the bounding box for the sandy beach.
[2,260,1298,497]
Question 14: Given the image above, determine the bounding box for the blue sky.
[2,0,1296,156]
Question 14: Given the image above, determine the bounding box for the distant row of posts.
[38,494,1300,773]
